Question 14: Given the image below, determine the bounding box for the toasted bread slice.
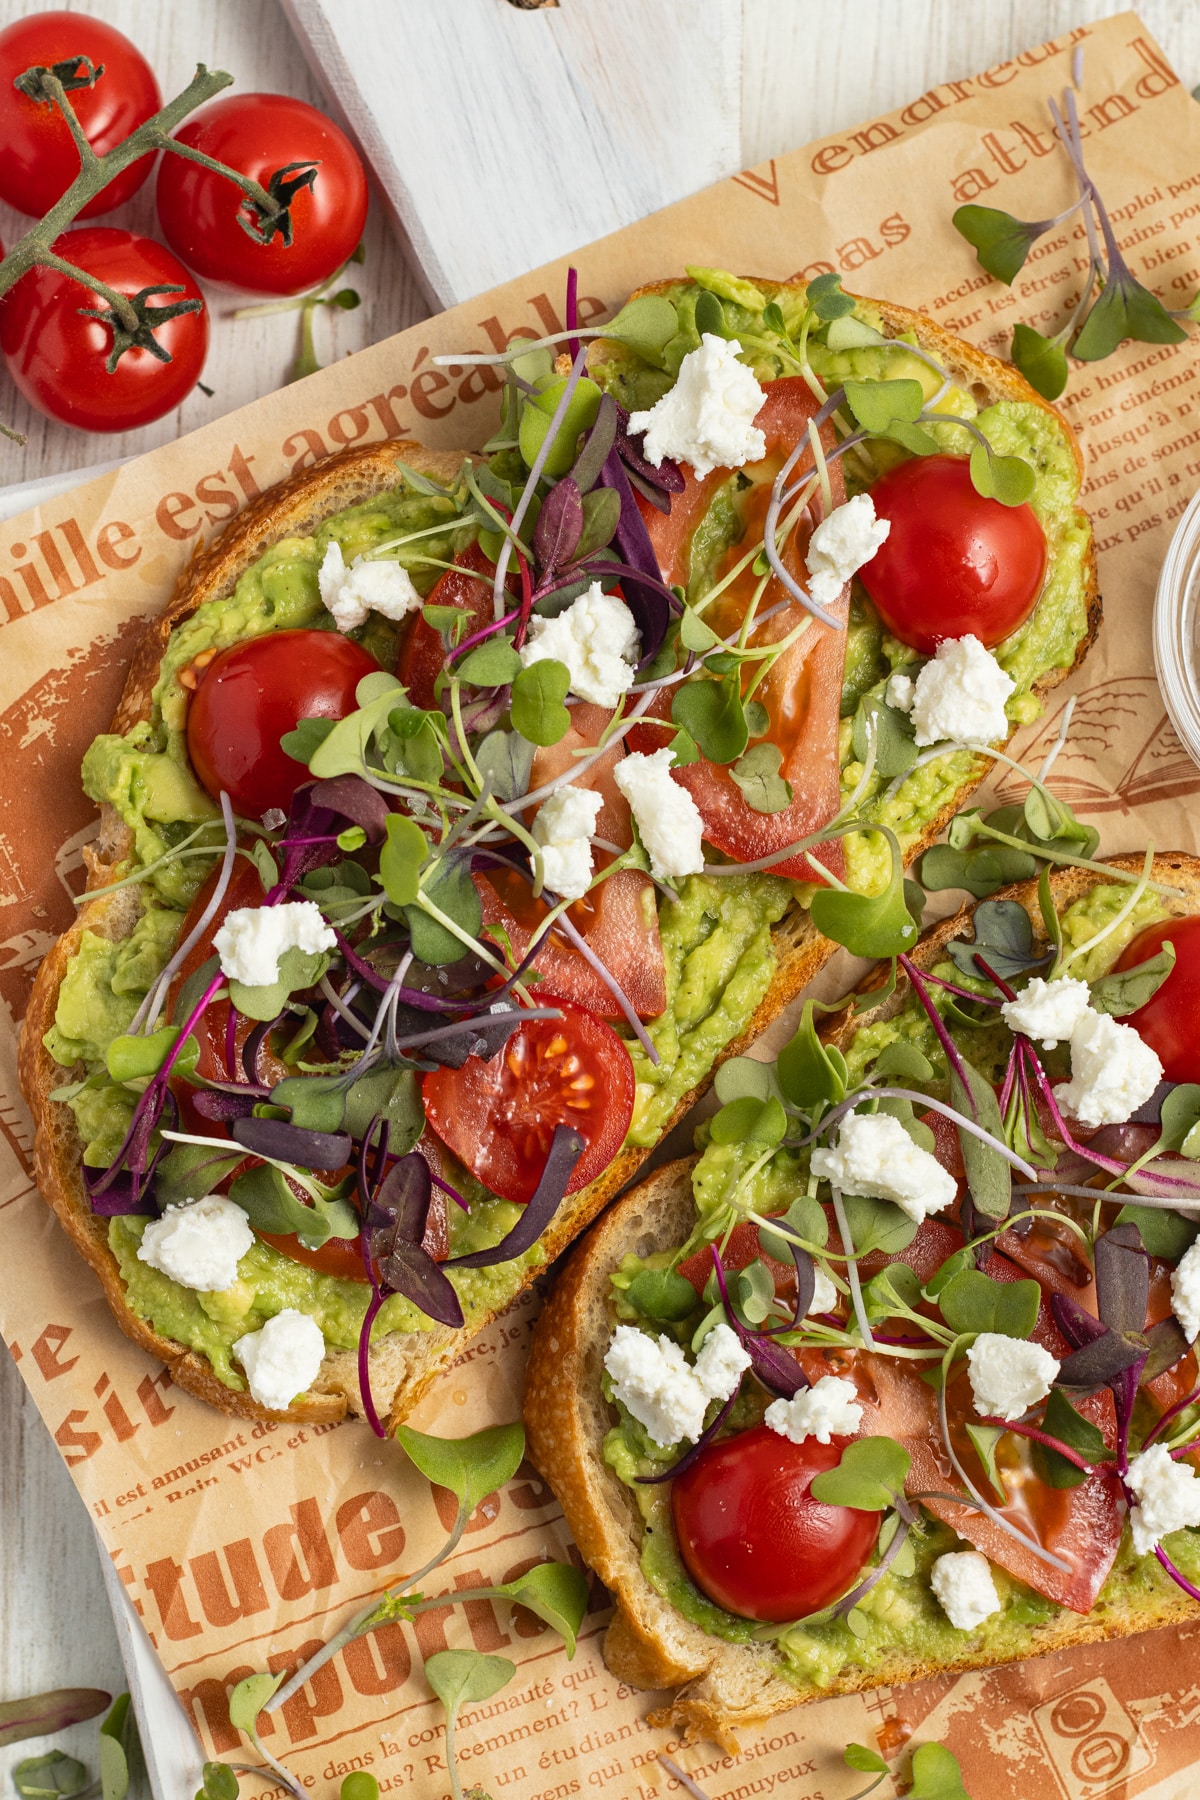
[20,279,1098,1430]
[524,855,1200,1747]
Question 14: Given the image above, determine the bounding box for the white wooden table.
[3,0,1200,1789]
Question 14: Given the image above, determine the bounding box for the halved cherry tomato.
[671,1425,878,1622]
[630,377,849,881]
[859,454,1046,653]
[422,996,634,1204]
[1114,914,1200,1083]
[185,629,378,818]
[397,541,506,711]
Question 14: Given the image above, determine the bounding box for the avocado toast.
[525,854,1200,1746]
[20,271,1097,1431]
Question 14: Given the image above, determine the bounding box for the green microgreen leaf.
[228,1674,283,1737]
[693,289,726,336]
[679,606,723,654]
[1010,321,1069,401]
[965,1422,1007,1500]
[776,998,848,1111]
[279,716,336,765]
[1073,267,1187,362]
[340,1776,378,1800]
[405,855,483,964]
[197,1764,239,1800]
[907,1741,971,1800]
[422,603,469,644]
[953,204,1047,283]
[474,729,535,803]
[1035,1389,1110,1490]
[735,1259,777,1325]
[228,1165,356,1248]
[918,841,1038,899]
[938,1267,1039,1338]
[626,1268,700,1322]
[519,377,602,477]
[602,294,680,357]
[98,1694,137,1800]
[396,1421,525,1519]
[228,944,332,1023]
[871,1040,934,1083]
[337,825,367,852]
[853,695,917,779]
[1114,1203,1199,1262]
[841,1194,919,1256]
[844,1743,889,1775]
[425,1649,516,1726]
[709,1094,787,1147]
[489,1562,589,1655]
[810,836,919,959]
[454,636,522,687]
[949,1059,1011,1220]
[844,377,925,432]
[1157,1085,1200,1152]
[968,439,1037,507]
[809,1436,911,1510]
[1089,942,1175,1016]
[154,1140,244,1207]
[342,1066,424,1150]
[671,674,748,764]
[511,659,572,746]
[946,899,1049,985]
[13,1753,92,1800]
[272,1072,347,1133]
[758,1194,829,1261]
[714,1055,782,1107]
[729,741,794,814]
[575,485,622,557]
[308,675,405,779]
[805,271,856,320]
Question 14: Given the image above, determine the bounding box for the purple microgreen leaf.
[1056,1333,1145,1390]
[1051,1290,1109,1352]
[532,475,584,574]
[0,1689,111,1748]
[309,774,391,843]
[567,393,619,496]
[446,1123,584,1268]
[742,1329,808,1398]
[379,1240,464,1328]
[615,402,684,495]
[1094,1223,1150,1336]
[635,1391,738,1484]
[192,1088,262,1122]
[229,1117,352,1171]
[1143,1316,1190,1385]
[596,446,672,660]
[242,1012,284,1086]
[374,1151,433,1247]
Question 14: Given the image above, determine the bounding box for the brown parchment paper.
[4,14,1200,1798]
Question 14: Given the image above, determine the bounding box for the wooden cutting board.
[280,0,743,307]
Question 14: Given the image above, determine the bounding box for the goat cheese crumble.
[967,1332,1059,1421]
[805,493,890,612]
[613,747,705,880]
[1171,1240,1200,1343]
[318,540,422,631]
[233,1308,326,1412]
[1054,1009,1163,1127]
[214,900,336,988]
[532,784,602,901]
[930,1550,1002,1631]
[137,1194,254,1293]
[765,1374,863,1446]
[628,334,766,479]
[1126,1442,1200,1555]
[894,634,1014,748]
[604,1322,748,1447]
[519,582,640,708]
[1000,976,1093,1050]
[810,1110,958,1224]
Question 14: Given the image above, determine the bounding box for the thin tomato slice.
[422,996,634,1205]
[474,702,666,1019]
[397,540,508,711]
[630,377,850,881]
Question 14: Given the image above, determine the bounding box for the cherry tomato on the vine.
[155,94,368,295]
[1115,913,1200,1084]
[185,628,379,819]
[859,454,1047,653]
[0,227,207,431]
[0,11,161,217]
[422,998,635,1205]
[671,1425,878,1622]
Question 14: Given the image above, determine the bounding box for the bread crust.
[20,278,1098,1429]
[524,855,1200,1745]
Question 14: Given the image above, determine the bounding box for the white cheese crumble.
[930,1550,1002,1631]
[966,1331,1059,1421]
[318,540,423,632]
[519,581,640,708]
[214,900,336,988]
[628,334,766,479]
[613,747,705,880]
[137,1194,254,1293]
[604,1321,748,1447]
[765,1374,863,1446]
[532,784,602,901]
[908,634,1015,748]
[1172,1241,1200,1344]
[810,1109,958,1225]
[1053,1008,1163,1128]
[1126,1442,1200,1556]
[233,1308,326,1412]
[885,670,915,712]
[805,494,890,612]
[1000,976,1093,1050]
[810,1265,838,1316]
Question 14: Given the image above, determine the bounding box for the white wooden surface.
[282,0,742,308]
[5,2,1200,1792]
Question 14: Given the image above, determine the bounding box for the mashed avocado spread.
[602,881,1192,1692]
[48,274,1092,1396]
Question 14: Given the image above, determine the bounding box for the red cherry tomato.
[859,454,1046,653]
[0,12,160,217]
[185,628,378,819]
[0,227,207,432]
[422,997,635,1205]
[1115,914,1200,1083]
[155,94,368,296]
[671,1425,878,1622]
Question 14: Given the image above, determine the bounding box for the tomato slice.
[629,377,849,881]
[422,996,635,1204]
[1115,914,1200,1083]
[671,1425,879,1621]
[397,541,507,711]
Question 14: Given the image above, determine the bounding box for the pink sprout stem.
[976,1414,1102,1474]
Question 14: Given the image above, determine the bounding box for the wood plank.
[281,0,742,306]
